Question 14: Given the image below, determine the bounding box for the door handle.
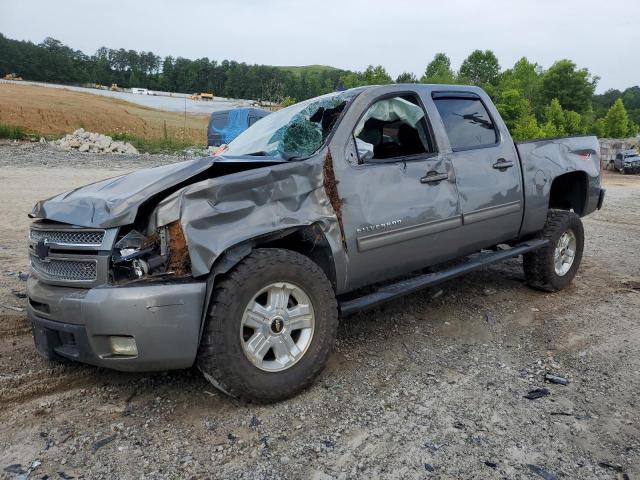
[492,159,514,170]
[420,171,448,184]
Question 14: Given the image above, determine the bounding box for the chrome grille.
[30,255,98,282]
[29,229,105,246]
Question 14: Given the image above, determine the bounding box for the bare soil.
[1,143,639,479]
[0,84,207,142]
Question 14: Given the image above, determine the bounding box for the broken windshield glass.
[223,91,358,160]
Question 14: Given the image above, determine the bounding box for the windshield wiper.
[247,151,269,156]
[281,153,304,161]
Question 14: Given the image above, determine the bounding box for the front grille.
[29,229,105,246]
[30,255,98,282]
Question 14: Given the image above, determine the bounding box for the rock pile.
[54,129,139,154]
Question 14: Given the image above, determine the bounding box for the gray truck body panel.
[516,136,601,236]
[26,84,603,371]
[148,154,345,282]
[27,277,206,371]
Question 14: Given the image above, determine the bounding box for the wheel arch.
[196,224,340,343]
[548,171,589,216]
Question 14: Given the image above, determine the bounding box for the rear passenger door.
[432,92,523,249]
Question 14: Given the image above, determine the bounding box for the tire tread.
[523,209,584,292]
[197,248,338,402]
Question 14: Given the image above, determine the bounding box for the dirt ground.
[0,84,207,142]
[1,142,639,479]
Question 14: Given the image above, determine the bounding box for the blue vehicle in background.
[207,107,271,147]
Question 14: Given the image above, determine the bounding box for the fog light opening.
[109,336,138,356]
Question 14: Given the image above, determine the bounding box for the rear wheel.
[197,248,338,402]
[523,210,584,292]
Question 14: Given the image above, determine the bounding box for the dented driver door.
[329,87,463,292]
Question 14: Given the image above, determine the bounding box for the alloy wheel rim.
[240,281,315,372]
[554,230,577,276]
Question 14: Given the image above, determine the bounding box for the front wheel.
[197,248,338,402]
[523,210,584,292]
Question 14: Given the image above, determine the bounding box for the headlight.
[111,222,190,282]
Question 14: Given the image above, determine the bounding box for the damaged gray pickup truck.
[27,84,605,402]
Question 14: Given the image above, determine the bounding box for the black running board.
[339,239,549,316]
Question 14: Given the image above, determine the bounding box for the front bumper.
[27,277,207,371]
[622,164,640,174]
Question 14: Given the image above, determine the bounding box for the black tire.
[197,248,338,403]
[523,210,584,292]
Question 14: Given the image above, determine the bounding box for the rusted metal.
[167,221,189,275]
[323,150,347,249]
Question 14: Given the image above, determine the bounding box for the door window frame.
[431,91,501,153]
[352,91,439,165]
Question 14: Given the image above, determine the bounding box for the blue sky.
[1,0,637,92]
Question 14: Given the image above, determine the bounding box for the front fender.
[150,153,348,291]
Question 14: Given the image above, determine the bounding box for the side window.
[210,113,229,129]
[353,95,434,162]
[433,97,498,150]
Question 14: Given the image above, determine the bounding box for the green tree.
[564,110,584,135]
[603,98,630,138]
[543,99,567,136]
[396,72,418,83]
[458,50,500,87]
[498,57,541,104]
[362,65,393,85]
[540,60,597,115]
[495,89,532,131]
[340,65,392,88]
[512,113,544,141]
[421,53,455,84]
[593,118,607,138]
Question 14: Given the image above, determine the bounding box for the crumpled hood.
[29,156,285,228]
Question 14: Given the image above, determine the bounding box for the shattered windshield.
[223,91,358,159]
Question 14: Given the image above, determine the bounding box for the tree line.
[0,33,638,140]
[0,34,346,103]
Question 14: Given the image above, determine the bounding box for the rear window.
[434,97,497,150]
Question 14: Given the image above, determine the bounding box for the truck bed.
[515,135,601,236]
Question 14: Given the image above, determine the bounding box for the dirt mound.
[0,83,207,143]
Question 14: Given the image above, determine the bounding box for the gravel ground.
[1,142,639,479]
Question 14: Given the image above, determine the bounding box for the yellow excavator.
[190,92,214,101]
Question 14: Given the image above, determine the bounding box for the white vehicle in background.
[131,88,149,95]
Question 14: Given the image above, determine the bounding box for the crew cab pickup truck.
[611,149,640,174]
[27,84,605,402]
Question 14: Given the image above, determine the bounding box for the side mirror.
[355,138,374,163]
